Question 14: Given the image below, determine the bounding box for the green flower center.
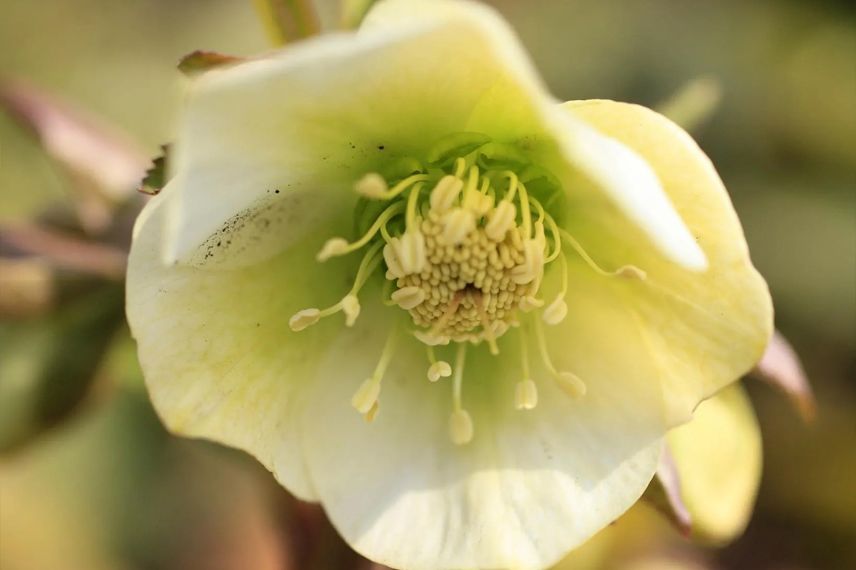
[288,133,646,444]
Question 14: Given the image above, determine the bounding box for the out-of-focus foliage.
[1,0,854,569]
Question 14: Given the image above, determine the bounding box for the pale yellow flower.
[126,1,772,568]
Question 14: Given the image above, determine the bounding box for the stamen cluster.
[287,136,646,445]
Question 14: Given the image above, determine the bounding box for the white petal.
[166,0,551,266]
[554,100,772,425]
[547,107,708,270]
[127,187,356,501]
[299,305,664,569]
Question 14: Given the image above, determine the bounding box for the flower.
[125,1,772,568]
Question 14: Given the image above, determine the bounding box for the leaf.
[252,0,320,46]
[0,283,125,452]
[178,51,244,75]
[753,330,816,422]
[138,145,170,196]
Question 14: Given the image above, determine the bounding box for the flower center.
[288,133,646,445]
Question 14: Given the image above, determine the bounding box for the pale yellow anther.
[341,294,361,327]
[449,409,474,445]
[515,379,538,410]
[441,208,475,245]
[555,371,587,399]
[317,237,349,262]
[395,230,426,274]
[427,360,452,382]
[351,377,381,414]
[519,296,544,312]
[462,190,493,217]
[542,296,568,325]
[364,401,379,423]
[391,286,426,310]
[485,200,516,241]
[511,239,544,284]
[289,308,320,331]
[354,172,389,198]
[414,329,451,346]
[383,242,405,279]
[617,265,647,280]
[429,175,464,213]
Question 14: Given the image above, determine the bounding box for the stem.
[252,0,320,46]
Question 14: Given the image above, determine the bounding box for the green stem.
[252,0,320,45]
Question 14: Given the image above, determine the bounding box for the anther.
[351,377,381,414]
[428,360,452,382]
[414,329,451,346]
[383,241,405,278]
[354,172,388,198]
[555,371,587,398]
[449,409,474,445]
[534,319,587,400]
[391,286,426,310]
[519,296,544,312]
[289,308,320,332]
[448,344,474,445]
[394,230,426,274]
[514,379,538,410]
[341,294,361,327]
[542,296,568,325]
[441,208,475,244]
[317,237,349,262]
[350,330,398,420]
[429,175,464,213]
[485,200,516,241]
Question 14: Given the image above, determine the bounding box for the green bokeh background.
[1,0,854,568]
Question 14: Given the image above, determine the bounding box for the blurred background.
[1,0,853,569]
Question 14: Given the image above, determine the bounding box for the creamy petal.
[667,383,762,543]
[167,0,553,265]
[300,280,665,570]
[559,100,773,424]
[127,187,367,500]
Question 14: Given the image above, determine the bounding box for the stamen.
[429,175,464,213]
[291,241,383,331]
[515,331,538,410]
[474,291,500,355]
[288,308,320,331]
[394,230,426,274]
[427,347,452,382]
[559,229,647,280]
[517,180,533,239]
[356,172,428,200]
[427,291,464,337]
[448,343,474,445]
[533,318,586,398]
[441,208,475,244]
[391,286,427,310]
[350,329,398,420]
[542,254,569,326]
[405,182,424,229]
[515,379,538,410]
[484,200,516,241]
[317,202,404,261]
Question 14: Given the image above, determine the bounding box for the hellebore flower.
[126,1,772,568]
